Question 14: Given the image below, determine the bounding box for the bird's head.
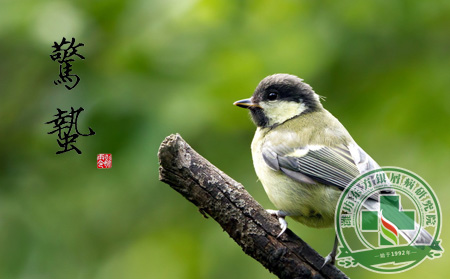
[234,74,322,128]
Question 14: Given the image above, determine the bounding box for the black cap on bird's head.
[234,74,322,128]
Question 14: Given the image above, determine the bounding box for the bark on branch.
[158,134,349,279]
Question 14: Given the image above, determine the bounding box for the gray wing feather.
[347,141,380,174]
[261,148,279,171]
[261,140,395,193]
[279,167,317,184]
[277,147,360,189]
[262,143,361,190]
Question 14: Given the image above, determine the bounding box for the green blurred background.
[1,0,449,278]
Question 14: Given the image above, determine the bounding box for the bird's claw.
[266,209,289,238]
[321,254,335,269]
[321,235,338,269]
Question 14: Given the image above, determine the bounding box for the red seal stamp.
[97,154,112,169]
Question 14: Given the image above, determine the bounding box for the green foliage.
[0,1,449,278]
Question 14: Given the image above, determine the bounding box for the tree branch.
[158,134,348,279]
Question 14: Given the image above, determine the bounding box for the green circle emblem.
[335,167,443,273]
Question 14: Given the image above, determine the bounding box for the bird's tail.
[399,223,442,249]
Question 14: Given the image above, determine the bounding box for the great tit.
[234,74,435,265]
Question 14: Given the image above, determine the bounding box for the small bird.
[234,74,434,265]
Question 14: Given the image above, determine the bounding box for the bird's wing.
[346,141,380,175]
[262,139,397,200]
[262,142,361,190]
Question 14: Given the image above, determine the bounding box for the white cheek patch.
[260,101,307,126]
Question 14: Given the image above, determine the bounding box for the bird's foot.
[321,235,338,268]
[266,209,289,238]
[322,253,336,268]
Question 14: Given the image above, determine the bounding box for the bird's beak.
[233,98,261,109]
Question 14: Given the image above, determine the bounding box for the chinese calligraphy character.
[414,187,427,200]
[45,107,95,154]
[390,173,401,184]
[50,37,85,90]
[423,199,434,212]
[425,215,437,227]
[343,199,355,213]
[376,173,386,184]
[340,215,352,227]
[403,178,416,189]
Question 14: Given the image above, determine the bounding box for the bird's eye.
[267,92,278,101]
